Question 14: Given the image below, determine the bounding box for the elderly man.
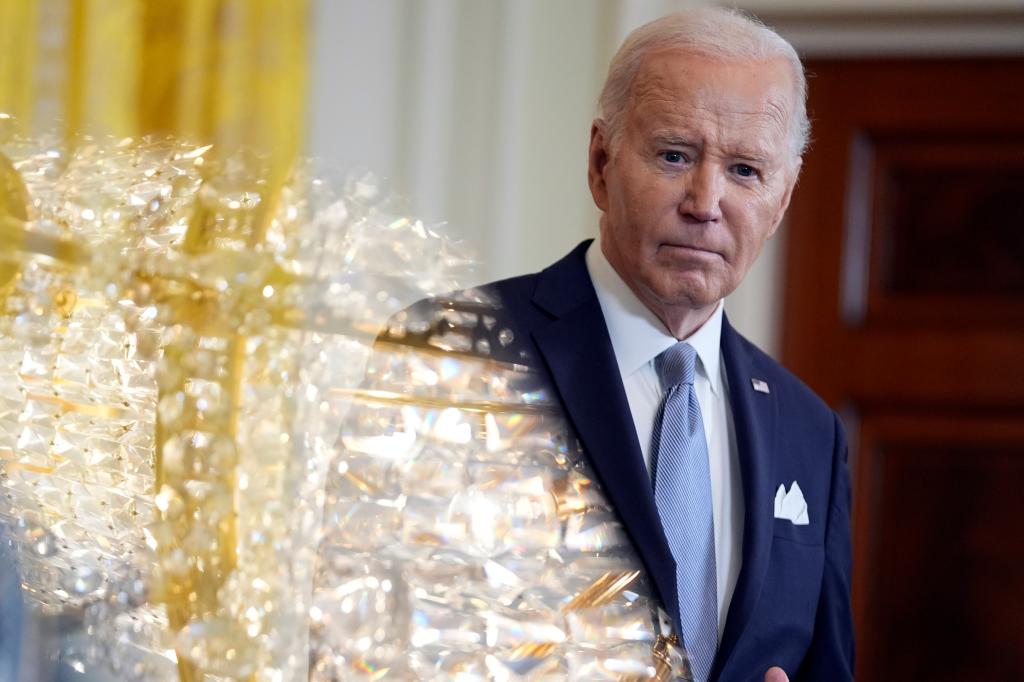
[389,8,852,681]
[570,9,853,681]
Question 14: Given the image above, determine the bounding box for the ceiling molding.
[751,9,1024,57]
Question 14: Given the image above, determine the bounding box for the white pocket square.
[774,481,809,525]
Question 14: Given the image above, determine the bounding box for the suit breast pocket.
[772,517,824,546]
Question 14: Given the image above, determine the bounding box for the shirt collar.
[585,237,724,395]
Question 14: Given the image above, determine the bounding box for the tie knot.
[656,342,697,390]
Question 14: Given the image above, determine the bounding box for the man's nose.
[679,163,724,223]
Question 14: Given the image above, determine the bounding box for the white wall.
[310,0,614,285]
[309,0,1024,356]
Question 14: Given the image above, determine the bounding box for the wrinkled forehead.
[627,50,796,147]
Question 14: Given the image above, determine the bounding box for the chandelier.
[0,136,689,680]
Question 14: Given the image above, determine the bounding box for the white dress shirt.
[585,238,743,640]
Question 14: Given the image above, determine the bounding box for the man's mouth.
[661,242,721,258]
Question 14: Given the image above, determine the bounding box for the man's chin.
[638,279,723,322]
[649,275,724,311]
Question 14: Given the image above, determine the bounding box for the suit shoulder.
[399,271,540,314]
[377,272,544,364]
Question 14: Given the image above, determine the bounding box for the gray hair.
[597,7,810,161]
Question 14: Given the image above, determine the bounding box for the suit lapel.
[528,244,680,629]
[712,317,778,680]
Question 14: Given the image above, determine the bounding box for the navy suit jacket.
[394,241,854,681]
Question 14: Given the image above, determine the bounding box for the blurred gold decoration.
[2,0,308,265]
[3,0,306,169]
[0,1,39,129]
[0,147,29,221]
[2,2,313,679]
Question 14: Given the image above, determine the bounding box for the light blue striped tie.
[652,342,717,682]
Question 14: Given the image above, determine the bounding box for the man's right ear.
[587,121,611,212]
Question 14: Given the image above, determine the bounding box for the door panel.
[782,58,1024,681]
[854,412,1024,680]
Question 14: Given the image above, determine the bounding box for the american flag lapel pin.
[751,378,770,394]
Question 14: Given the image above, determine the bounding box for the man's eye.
[733,164,758,178]
[661,151,686,164]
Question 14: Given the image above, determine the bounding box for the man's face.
[589,50,799,329]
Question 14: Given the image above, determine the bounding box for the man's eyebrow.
[732,151,770,164]
[724,142,774,164]
[651,133,697,146]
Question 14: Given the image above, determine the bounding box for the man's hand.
[764,666,789,682]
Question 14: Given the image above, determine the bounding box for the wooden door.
[781,58,1024,681]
